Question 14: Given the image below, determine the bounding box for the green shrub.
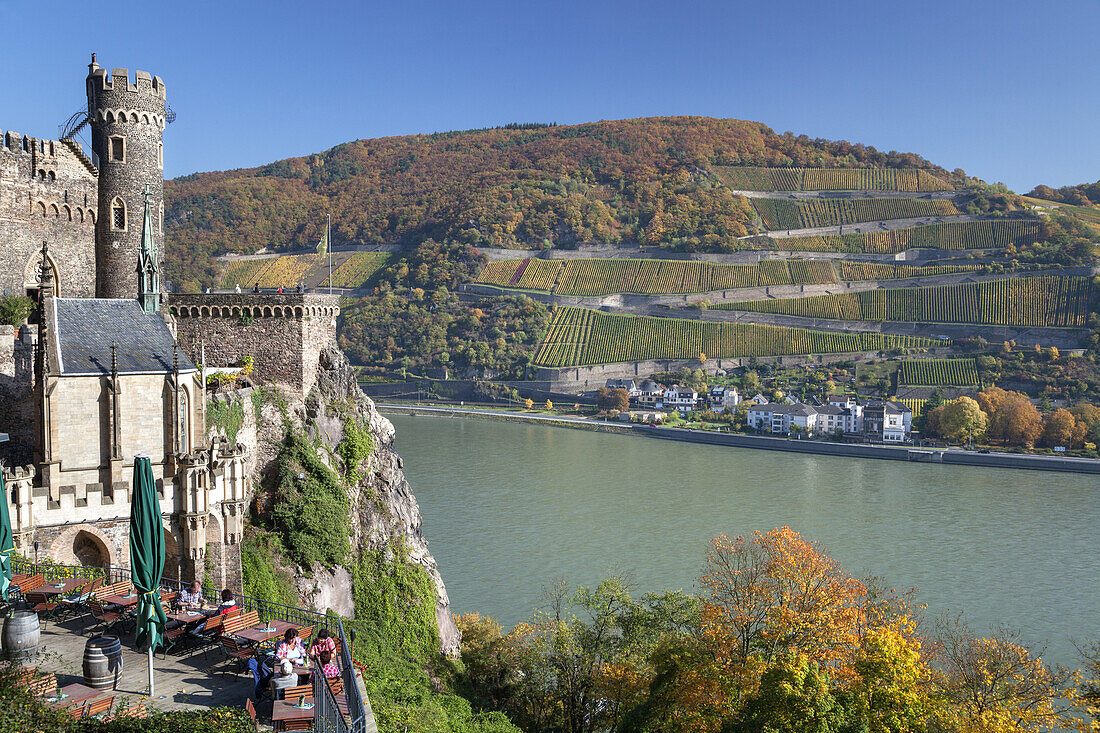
[206,397,244,443]
[240,530,298,606]
[269,430,351,568]
[0,295,33,327]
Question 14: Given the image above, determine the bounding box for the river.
[385,412,1098,667]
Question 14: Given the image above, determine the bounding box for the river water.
[386,413,1098,667]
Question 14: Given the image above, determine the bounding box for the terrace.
[8,558,377,732]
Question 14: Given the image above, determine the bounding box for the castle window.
[37,202,46,217]
[38,170,46,180]
[111,197,126,231]
[158,142,163,168]
[47,171,55,182]
[109,136,125,162]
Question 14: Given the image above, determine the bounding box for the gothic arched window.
[111,197,126,231]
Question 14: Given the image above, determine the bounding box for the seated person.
[276,628,306,663]
[319,649,340,679]
[217,588,239,615]
[309,628,336,659]
[269,659,298,698]
[177,581,204,610]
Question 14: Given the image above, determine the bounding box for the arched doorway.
[23,251,61,302]
[73,530,109,568]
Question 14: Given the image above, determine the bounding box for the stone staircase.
[60,137,98,177]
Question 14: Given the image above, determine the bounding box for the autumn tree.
[1041,408,1086,448]
[929,616,1080,732]
[700,527,866,680]
[979,388,1043,447]
[851,616,929,733]
[524,398,534,409]
[597,387,631,412]
[939,396,988,445]
[727,653,852,733]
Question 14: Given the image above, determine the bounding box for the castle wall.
[168,293,339,394]
[0,132,97,298]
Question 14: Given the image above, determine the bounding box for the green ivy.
[240,530,298,606]
[206,397,244,444]
[269,430,352,569]
[346,545,520,733]
[336,411,374,482]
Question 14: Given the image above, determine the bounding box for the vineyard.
[837,262,981,281]
[722,276,1094,328]
[477,257,837,294]
[533,307,938,366]
[717,167,951,192]
[898,359,980,387]
[749,220,1043,254]
[477,258,983,294]
[898,399,928,417]
[753,197,960,230]
[321,253,391,288]
[218,251,392,289]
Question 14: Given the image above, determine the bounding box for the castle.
[0,57,338,589]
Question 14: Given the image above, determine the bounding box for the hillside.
[164,116,958,290]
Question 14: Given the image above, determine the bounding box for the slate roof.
[53,298,198,376]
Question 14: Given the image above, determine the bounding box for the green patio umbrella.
[0,471,13,603]
[129,455,167,696]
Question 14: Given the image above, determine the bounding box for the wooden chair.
[103,702,147,721]
[245,698,258,731]
[87,598,122,634]
[189,612,224,659]
[279,719,312,732]
[328,678,344,696]
[64,704,87,720]
[60,578,102,620]
[24,591,59,623]
[295,625,313,643]
[217,637,256,677]
[16,574,45,592]
[279,683,313,701]
[28,673,57,697]
[85,694,115,718]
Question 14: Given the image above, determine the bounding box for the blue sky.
[0,0,1096,192]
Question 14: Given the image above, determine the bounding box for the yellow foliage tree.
[524,398,534,409]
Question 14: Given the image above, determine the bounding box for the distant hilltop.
[163,116,970,288]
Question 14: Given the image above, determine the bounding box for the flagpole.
[327,213,332,295]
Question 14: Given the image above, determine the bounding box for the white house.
[746,403,818,434]
[708,386,741,410]
[863,400,912,442]
[605,379,639,398]
[662,384,699,412]
[635,380,665,407]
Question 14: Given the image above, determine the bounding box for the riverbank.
[377,403,1100,475]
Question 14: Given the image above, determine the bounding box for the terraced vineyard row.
[717,167,951,192]
[722,276,1094,328]
[533,307,938,366]
[899,359,979,386]
[477,258,837,294]
[837,262,981,281]
[899,399,928,417]
[477,258,986,295]
[745,220,1042,254]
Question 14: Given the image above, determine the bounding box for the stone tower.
[86,55,166,299]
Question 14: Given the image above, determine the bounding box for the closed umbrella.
[0,471,13,603]
[129,455,167,696]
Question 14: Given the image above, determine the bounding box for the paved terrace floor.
[32,615,272,726]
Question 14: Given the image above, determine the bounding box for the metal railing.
[10,558,369,732]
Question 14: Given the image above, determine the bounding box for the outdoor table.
[167,610,208,624]
[36,578,92,596]
[272,697,317,723]
[45,682,103,709]
[235,618,300,645]
[99,592,140,608]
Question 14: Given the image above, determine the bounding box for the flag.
[316,228,328,256]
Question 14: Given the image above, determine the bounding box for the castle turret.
[86,55,166,299]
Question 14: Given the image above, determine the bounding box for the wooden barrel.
[83,635,123,690]
[2,611,40,662]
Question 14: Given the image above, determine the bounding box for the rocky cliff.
[214,346,460,656]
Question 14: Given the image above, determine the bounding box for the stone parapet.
[167,293,339,394]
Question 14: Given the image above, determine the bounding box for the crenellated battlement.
[1,130,60,157]
[88,66,166,100]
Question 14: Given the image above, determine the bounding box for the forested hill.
[164,116,956,289]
